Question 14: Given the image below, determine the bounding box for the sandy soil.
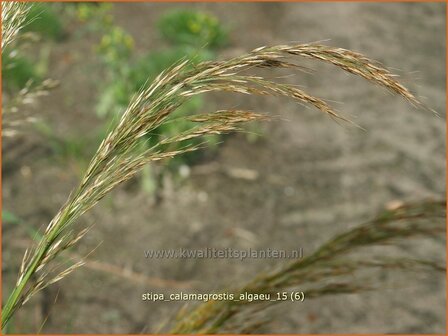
[2,2,445,333]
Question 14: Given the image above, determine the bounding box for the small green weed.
[158,9,228,48]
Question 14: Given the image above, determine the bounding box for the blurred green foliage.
[34,121,92,166]
[2,210,42,240]
[2,210,20,225]
[158,9,228,48]
[89,7,227,181]
[22,3,64,40]
[97,26,134,71]
[76,3,114,27]
[2,51,40,90]
[2,3,63,91]
[97,47,210,119]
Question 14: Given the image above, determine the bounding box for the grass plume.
[170,200,445,333]
[1,1,30,50]
[2,42,425,328]
[2,79,58,137]
[2,2,58,137]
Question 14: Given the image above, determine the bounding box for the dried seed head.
[9,43,430,324]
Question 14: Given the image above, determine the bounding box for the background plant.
[171,200,445,333]
[90,7,229,195]
[157,9,227,48]
[2,2,59,229]
[2,2,63,91]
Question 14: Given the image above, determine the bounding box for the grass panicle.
[170,200,445,333]
[1,1,30,50]
[2,41,427,328]
[2,2,58,137]
[2,79,58,137]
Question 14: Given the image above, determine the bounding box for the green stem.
[2,208,70,330]
[2,245,48,329]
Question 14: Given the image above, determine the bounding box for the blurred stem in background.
[171,200,445,333]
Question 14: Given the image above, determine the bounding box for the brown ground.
[2,2,446,334]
